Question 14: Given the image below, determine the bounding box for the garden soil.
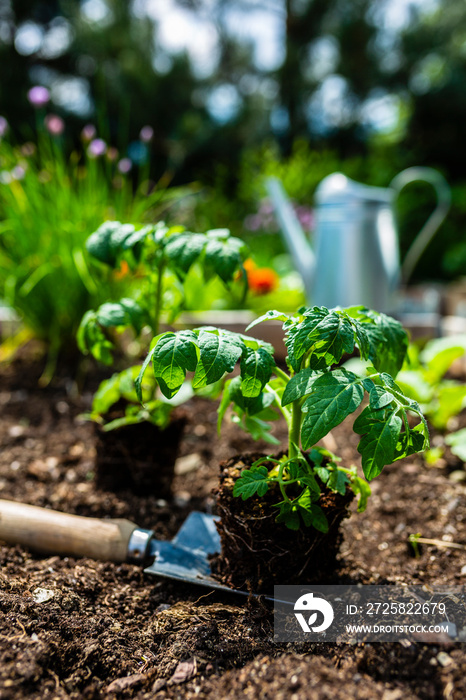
[0,350,465,699]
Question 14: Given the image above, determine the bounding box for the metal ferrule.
[127,528,153,563]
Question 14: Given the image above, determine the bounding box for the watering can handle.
[390,167,451,284]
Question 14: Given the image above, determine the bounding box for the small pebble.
[437,652,453,668]
[9,425,26,438]
[156,603,171,612]
[174,453,201,476]
[174,491,191,506]
[32,587,55,603]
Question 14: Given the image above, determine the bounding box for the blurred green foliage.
[0,125,188,379]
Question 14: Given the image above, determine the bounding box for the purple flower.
[27,86,50,108]
[117,157,132,174]
[81,124,96,142]
[11,165,26,181]
[44,114,65,136]
[139,125,154,143]
[258,199,274,216]
[87,138,107,158]
[0,116,8,138]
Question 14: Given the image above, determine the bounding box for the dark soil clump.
[94,413,186,496]
[211,454,354,593]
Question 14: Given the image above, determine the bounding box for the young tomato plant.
[77,221,248,429]
[137,305,429,531]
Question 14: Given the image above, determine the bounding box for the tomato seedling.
[77,221,248,429]
[137,305,429,530]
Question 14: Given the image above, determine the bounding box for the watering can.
[266,168,451,313]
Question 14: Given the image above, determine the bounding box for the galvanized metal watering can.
[266,168,451,313]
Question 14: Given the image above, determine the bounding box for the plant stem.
[277,461,291,502]
[274,365,291,383]
[288,400,302,460]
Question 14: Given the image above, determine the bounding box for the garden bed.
[0,352,465,699]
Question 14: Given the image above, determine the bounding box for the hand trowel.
[0,499,250,597]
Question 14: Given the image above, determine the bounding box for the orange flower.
[235,258,256,281]
[114,260,130,279]
[243,258,257,273]
[247,266,279,295]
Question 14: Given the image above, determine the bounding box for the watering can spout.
[265,177,316,300]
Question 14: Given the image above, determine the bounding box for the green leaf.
[77,310,114,365]
[296,506,314,528]
[420,336,466,383]
[295,463,321,496]
[428,383,466,429]
[229,376,275,416]
[309,447,328,465]
[285,308,355,371]
[192,329,243,388]
[393,424,428,461]
[353,310,408,377]
[314,466,330,483]
[76,309,95,355]
[204,235,247,283]
[368,384,395,410]
[206,227,230,240]
[353,404,385,435]
[246,310,291,331]
[86,221,136,267]
[300,369,365,449]
[96,298,146,333]
[445,428,466,462]
[91,373,122,416]
[274,501,301,530]
[349,475,371,512]
[233,466,270,499]
[327,469,349,495]
[240,346,275,398]
[96,302,129,327]
[243,415,280,445]
[308,504,329,533]
[357,410,402,481]
[281,367,320,406]
[285,307,328,366]
[119,224,153,258]
[152,330,199,398]
[164,232,207,275]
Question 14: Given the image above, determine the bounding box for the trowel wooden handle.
[0,499,138,562]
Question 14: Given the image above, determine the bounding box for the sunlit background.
[2,0,466,369]
[1,0,460,176]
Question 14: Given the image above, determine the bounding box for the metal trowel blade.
[144,511,249,596]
